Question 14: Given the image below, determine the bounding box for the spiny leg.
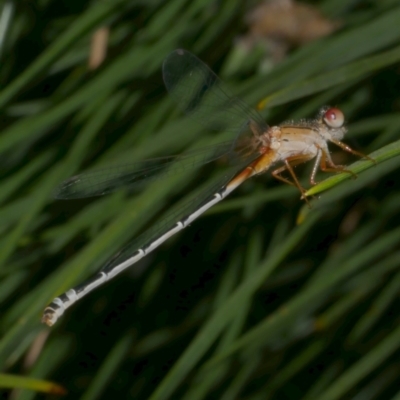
[330,138,376,163]
[320,148,358,179]
[310,150,322,185]
[271,154,314,203]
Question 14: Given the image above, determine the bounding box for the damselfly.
[42,49,368,326]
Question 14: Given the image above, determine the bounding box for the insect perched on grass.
[42,49,370,326]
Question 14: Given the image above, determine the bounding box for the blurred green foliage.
[1,0,400,399]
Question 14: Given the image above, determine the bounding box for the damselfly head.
[318,106,347,140]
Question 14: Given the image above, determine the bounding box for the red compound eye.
[323,107,344,128]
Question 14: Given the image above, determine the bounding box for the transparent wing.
[56,49,267,200]
[162,49,268,136]
[55,142,234,199]
[101,170,237,273]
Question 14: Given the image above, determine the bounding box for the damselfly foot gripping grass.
[42,49,369,326]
